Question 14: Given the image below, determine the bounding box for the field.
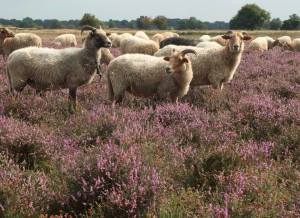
[0,29,300,217]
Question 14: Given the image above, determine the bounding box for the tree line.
[0,4,299,30]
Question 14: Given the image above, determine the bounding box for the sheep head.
[163,49,195,74]
[0,27,15,41]
[81,26,111,49]
[222,31,252,52]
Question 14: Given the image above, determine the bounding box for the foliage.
[79,13,103,28]
[0,32,300,217]
[153,16,168,30]
[269,18,282,30]
[229,4,271,30]
[281,14,300,30]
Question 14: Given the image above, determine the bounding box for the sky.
[1,0,299,22]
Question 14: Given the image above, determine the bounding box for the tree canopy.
[229,4,271,30]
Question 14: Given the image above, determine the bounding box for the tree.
[153,16,168,30]
[269,18,282,30]
[281,14,300,30]
[229,4,270,30]
[80,13,101,28]
[136,16,152,29]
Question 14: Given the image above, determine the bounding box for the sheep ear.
[182,57,188,63]
[163,57,170,61]
[222,34,231,40]
[243,35,252,41]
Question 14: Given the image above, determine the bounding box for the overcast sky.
[1,0,299,22]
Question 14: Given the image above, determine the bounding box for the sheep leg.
[68,87,78,113]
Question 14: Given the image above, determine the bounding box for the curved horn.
[81,26,96,35]
[181,49,196,56]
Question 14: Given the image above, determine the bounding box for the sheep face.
[222,31,252,53]
[164,49,195,74]
[164,52,188,74]
[82,26,112,49]
[89,31,112,49]
[0,28,15,40]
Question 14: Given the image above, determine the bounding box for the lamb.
[159,37,201,48]
[0,27,42,59]
[107,49,196,106]
[248,36,275,51]
[6,26,112,113]
[134,31,149,40]
[155,31,252,90]
[53,33,77,47]
[120,36,159,55]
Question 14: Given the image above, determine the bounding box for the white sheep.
[53,33,77,47]
[155,31,252,90]
[111,33,133,47]
[151,31,179,43]
[282,38,300,52]
[154,44,202,57]
[107,32,118,41]
[248,36,275,51]
[107,49,196,106]
[0,27,42,59]
[196,41,222,48]
[6,26,112,113]
[198,34,210,41]
[271,36,293,49]
[100,48,115,65]
[134,31,149,40]
[120,36,159,55]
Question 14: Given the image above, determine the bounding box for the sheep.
[196,41,222,48]
[207,35,228,46]
[282,38,300,52]
[154,44,202,57]
[6,26,112,113]
[159,37,201,48]
[271,36,293,49]
[198,34,210,41]
[120,36,159,55]
[107,49,196,107]
[151,32,179,43]
[0,28,42,59]
[107,32,118,41]
[111,33,133,47]
[134,31,149,40]
[155,31,252,90]
[248,36,275,51]
[53,33,77,47]
[100,48,115,65]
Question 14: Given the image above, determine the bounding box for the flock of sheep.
[0,26,299,113]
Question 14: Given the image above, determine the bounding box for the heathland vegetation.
[0,29,299,217]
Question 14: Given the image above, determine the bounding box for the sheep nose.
[233,44,239,50]
[106,41,112,47]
